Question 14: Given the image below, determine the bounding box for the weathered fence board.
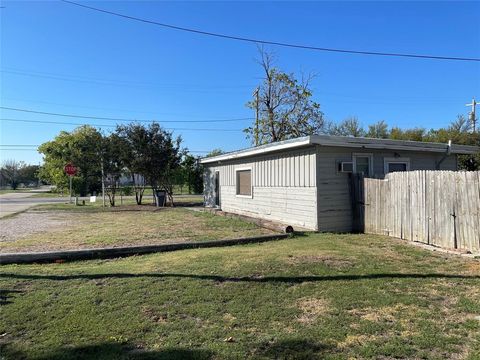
[362,171,480,253]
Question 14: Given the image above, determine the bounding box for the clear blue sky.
[1,0,479,164]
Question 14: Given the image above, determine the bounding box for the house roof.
[200,135,479,164]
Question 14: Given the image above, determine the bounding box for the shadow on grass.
[1,342,214,360]
[256,338,334,359]
[1,272,479,283]
[0,289,22,305]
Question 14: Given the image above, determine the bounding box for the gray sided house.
[201,135,478,232]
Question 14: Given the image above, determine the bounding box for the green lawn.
[1,233,479,359]
[1,206,271,253]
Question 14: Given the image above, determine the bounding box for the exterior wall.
[316,146,458,232]
[204,147,318,230]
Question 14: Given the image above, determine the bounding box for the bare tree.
[245,48,326,144]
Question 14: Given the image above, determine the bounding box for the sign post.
[64,163,77,204]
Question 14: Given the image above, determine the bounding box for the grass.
[1,233,479,359]
[0,206,272,253]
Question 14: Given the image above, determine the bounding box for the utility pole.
[466,97,478,133]
[254,87,260,146]
[101,158,106,208]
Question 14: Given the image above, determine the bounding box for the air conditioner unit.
[339,161,353,173]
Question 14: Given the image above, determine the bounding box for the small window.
[353,154,373,177]
[384,158,410,174]
[236,169,252,196]
[388,163,407,172]
[338,161,353,173]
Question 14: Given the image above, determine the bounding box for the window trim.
[384,157,411,174]
[352,153,374,176]
[235,167,253,198]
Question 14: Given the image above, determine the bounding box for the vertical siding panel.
[274,156,280,187]
[299,152,305,187]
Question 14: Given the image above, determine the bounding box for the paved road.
[0,192,68,218]
[0,192,203,218]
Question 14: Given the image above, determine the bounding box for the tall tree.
[245,49,325,144]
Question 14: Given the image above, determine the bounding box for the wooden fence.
[353,171,480,253]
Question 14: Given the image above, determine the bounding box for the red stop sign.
[64,163,77,176]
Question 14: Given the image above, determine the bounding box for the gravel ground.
[0,211,73,243]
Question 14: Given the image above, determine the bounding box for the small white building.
[201,135,478,232]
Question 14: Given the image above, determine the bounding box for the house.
[200,135,478,232]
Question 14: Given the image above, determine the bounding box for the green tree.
[205,149,224,158]
[329,117,366,137]
[245,49,325,144]
[180,154,203,194]
[116,123,182,205]
[102,133,128,206]
[366,120,389,139]
[38,126,103,196]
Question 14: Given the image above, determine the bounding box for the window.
[236,169,252,196]
[353,154,373,177]
[384,158,410,174]
[338,161,353,173]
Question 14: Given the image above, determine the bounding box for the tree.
[1,160,21,189]
[38,126,104,196]
[205,149,224,158]
[102,133,127,206]
[116,123,182,205]
[328,117,366,137]
[245,49,325,144]
[180,154,203,194]
[366,120,389,139]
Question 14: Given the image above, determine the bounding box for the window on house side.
[236,170,252,196]
[354,155,372,176]
[388,163,408,172]
[384,158,410,174]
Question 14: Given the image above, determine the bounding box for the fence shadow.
[1,272,479,284]
[1,342,214,360]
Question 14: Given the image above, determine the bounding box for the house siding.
[204,147,318,230]
[315,146,458,232]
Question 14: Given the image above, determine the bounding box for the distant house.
[200,135,478,232]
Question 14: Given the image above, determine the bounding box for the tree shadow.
[0,289,22,305]
[1,342,214,360]
[1,272,479,284]
[256,339,334,359]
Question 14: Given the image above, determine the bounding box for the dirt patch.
[287,255,354,269]
[337,334,382,349]
[296,297,331,324]
[141,306,168,324]
[0,211,73,243]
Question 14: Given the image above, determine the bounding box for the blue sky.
[1,0,479,164]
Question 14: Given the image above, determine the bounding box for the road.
[0,192,68,218]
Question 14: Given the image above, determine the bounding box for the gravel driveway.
[0,211,73,243]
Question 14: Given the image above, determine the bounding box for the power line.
[0,106,253,123]
[2,97,250,118]
[0,118,244,131]
[0,145,38,147]
[61,0,480,63]
[1,68,255,93]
